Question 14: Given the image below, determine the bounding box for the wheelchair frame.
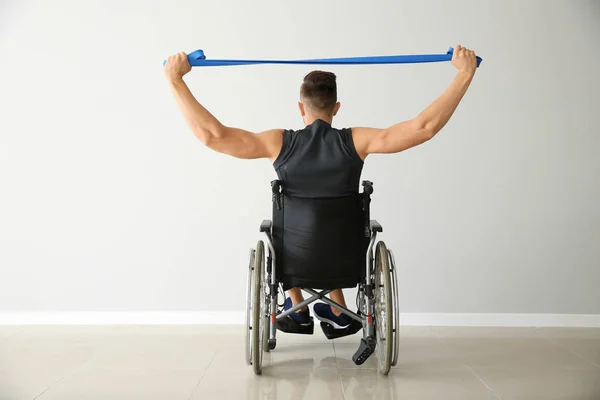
[246,181,400,375]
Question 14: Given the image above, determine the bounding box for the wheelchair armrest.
[370,220,383,233]
[260,220,272,233]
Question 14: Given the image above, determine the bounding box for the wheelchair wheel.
[374,241,393,375]
[249,241,266,375]
[388,249,400,367]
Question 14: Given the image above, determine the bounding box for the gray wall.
[0,0,598,315]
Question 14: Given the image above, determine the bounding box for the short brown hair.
[300,71,337,114]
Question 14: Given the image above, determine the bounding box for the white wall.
[1,0,599,318]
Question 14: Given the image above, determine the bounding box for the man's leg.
[277,287,313,335]
[287,288,307,312]
[313,288,356,333]
[289,288,345,314]
[330,289,347,316]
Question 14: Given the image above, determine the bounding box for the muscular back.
[273,119,363,198]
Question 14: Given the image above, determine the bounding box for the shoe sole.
[276,316,314,335]
[320,321,363,340]
[314,314,351,330]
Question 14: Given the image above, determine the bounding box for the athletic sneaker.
[284,297,311,324]
[313,303,352,329]
[276,297,314,334]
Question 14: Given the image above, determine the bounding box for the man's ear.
[333,102,341,116]
[298,101,306,116]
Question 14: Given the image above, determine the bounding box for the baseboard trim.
[0,312,246,325]
[0,312,599,327]
[399,313,600,327]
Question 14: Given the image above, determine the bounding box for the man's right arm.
[164,53,283,161]
[352,45,478,159]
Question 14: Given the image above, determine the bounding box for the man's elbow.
[192,127,212,145]
[422,126,436,141]
[193,124,225,145]
[209,124,228,139]
[413,118,436,141]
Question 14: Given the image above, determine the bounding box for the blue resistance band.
[163,47,482,68]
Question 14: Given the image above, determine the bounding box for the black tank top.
[273,119,364,197]
[271,119,368,290]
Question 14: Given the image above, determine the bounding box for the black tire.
[374,241,393,375]
[251,241,265,375]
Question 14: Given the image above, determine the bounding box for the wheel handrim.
[388,249,400,367]
[258,264,265,363]
[245,248,254,366]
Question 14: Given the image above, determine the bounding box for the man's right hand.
[164,52,192,83]
[451,45,477,76]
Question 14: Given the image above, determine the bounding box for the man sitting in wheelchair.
[164,46,478,374]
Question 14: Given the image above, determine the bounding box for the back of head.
[300,71,337,115]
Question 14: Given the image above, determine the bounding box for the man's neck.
[305,115,333,126]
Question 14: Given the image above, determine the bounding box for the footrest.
[319,319,363,340]
[276,316,314,335]
[352,336,376,365]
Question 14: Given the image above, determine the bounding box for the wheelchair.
[245,180,399,375]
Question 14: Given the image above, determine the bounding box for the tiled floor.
[0,325,599,399]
